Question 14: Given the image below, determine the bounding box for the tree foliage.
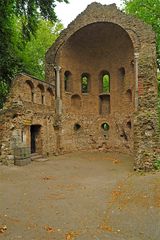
[2,0,68,41]
[0,0,67,108]
[18,20,63,80]
[124,0,160,70]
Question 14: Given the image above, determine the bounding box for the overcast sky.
[55,0,123,27]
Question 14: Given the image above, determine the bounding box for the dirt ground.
[0,151,160,240]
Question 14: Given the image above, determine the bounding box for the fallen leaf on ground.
[111,190,123,201]
[42,176,56,181]
[65,231,79,240]
[0,225,7,233]
[44,225,56,233]
[113,160,120,164]
[99,223,113,232]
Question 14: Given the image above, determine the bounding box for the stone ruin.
[0,3,159,170]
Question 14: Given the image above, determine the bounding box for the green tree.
[18,20,63,80]
[0,81,9,109]
[103,74,110,93]
[0,0,68,108]
[124,0,160,70]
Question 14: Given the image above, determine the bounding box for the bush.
[153,159,160,170]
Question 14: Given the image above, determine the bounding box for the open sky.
[55,0,123,27]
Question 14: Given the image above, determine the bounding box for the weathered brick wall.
[0,74,56,164]
[46,3,159,170]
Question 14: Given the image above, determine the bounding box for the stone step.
[31,153,48,162]
[34,157,48,162]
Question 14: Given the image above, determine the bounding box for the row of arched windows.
[25,80,54,106]
[64,71,110,94]
[64,67,127,94]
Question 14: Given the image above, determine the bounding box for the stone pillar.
[133,52,159,171]
[134,52,139,111]
[54,65,63,154]
[54,65,62,115]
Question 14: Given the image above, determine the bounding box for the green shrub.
[153,159,160,170]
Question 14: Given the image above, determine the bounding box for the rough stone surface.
[0,73,56,164]
[0,3,160,170]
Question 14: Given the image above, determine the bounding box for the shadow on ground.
[0,152,160,240]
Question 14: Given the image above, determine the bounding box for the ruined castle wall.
[0,74,57,164]
[58,22,134,153]
[46,3,159,170]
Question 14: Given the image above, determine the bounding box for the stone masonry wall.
[0,73,56,164]
[46,3,160,170]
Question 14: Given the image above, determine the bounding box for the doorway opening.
[30,125,42,154]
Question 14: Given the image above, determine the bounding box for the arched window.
[81,73,89,93]
[99,71,110,93]
[25,80,34,102]
[64,71,72,92]
[46,87,54,106]
[37,84,45,104]
[103,74,110,92]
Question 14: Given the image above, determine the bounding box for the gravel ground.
[0,151,160,240]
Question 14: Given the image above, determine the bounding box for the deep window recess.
[64,71,72,92]
[31,92,34,102]
[99,71,110,93]
[102,74,110,93]
[25,80,34,102]
[101,123,110,131]
[41,95,44,104]
[81,74,89,93]
[37,84,45,104]
[119,67,125,81]
[74,123,81,131]
[127,121,131,129]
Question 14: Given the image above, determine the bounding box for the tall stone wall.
[46,3,160,170]
[134,49,160,170]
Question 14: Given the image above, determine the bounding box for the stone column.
[134,52,139,111]
[54,65,62,115]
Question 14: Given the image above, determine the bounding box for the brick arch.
[99,70,110,94]
[36,83,45,104]
[46,3,153,65]
[24,80,35,102]
[37,83,45,93]
[51,22,136,64]
[26,79,34,89]
[46,87,54,106]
